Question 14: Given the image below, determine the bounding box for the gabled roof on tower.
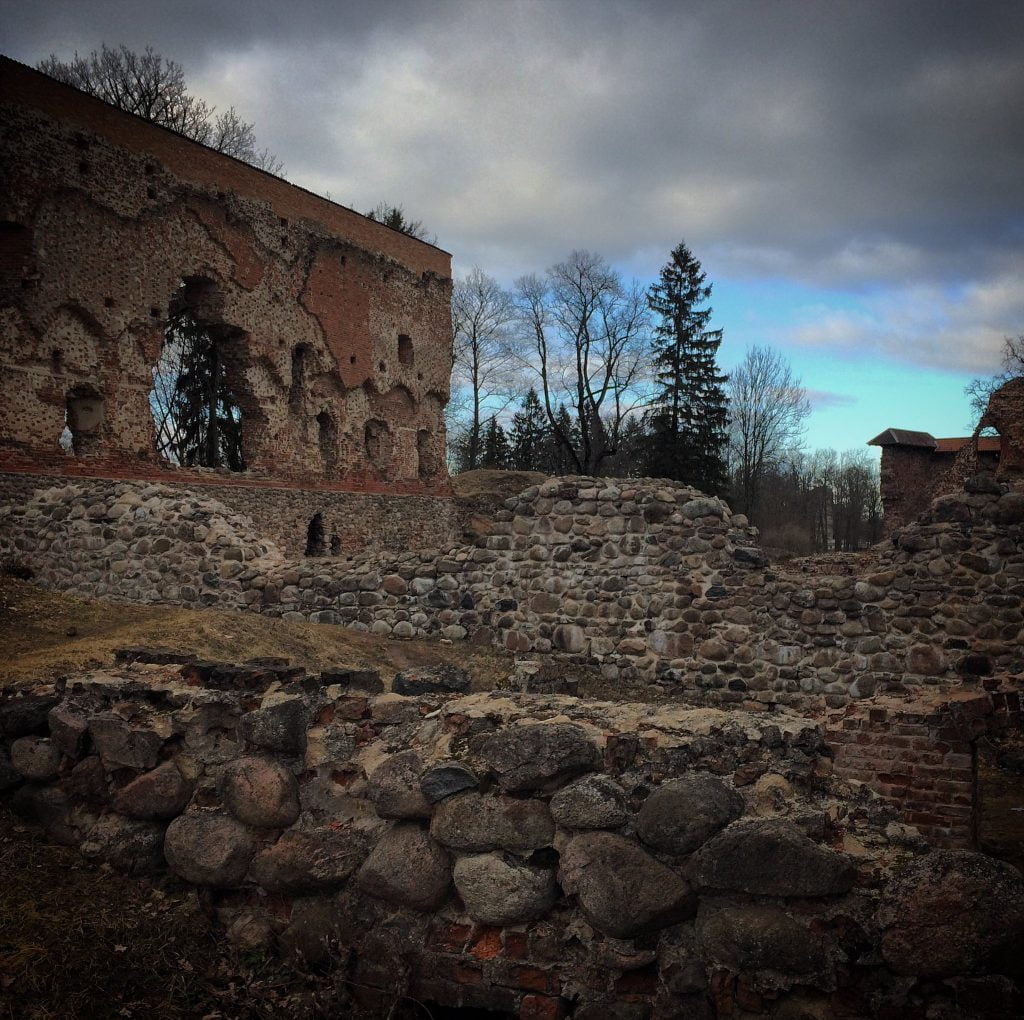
[867,429,937,448]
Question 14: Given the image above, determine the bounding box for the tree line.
[449,245,882,554]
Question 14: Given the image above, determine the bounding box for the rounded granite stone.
[164,812,254,886]
[219,755,300,828]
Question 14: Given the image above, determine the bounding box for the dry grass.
[0,578,513,691]
[449,469,547,503]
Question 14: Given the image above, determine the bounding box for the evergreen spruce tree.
[509,389,549,471]
[545,404,580,475]
[481,416,512,469]
[645,242,729,494]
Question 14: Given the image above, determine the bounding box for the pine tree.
[481,416,512,469]
[645,242,729,494]
[509,389,549,471]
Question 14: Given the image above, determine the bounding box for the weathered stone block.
[431,792,554,852]
[691,820,855,897]
[220,755,300,828]
[637,775,744,855]
[453,853,558,925]
[559,831,695,938]
[478,723,601,793]
[164,811,254,887]
[355,822,451,911]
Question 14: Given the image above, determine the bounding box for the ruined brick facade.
[980,376,1024,479]
[869,429,1000,535]
[0,57,455,549]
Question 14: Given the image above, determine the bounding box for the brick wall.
[829,689,1023,847]
[0,56,452,495]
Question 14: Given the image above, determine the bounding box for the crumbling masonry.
[0,56,456,554]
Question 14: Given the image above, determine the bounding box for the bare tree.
[514,251,652,474]
[450,268,517,471]
[965,334,1024,426]
[728,345,810,522]
[37,44,284,174]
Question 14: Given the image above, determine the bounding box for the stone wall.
[0,56,452,494]
[3,475,1023,714]
[3,660,1022,1019]
[0,471,463,557]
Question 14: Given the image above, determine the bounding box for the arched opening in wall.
[62,385,105,457]
[149,277,248,471]
[417,428,437,482]
[289,344,310,412]
[364,419,392,474]
[398,333,414,367]
[317,410,338,471]
[305,512,326,557]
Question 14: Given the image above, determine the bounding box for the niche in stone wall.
[364,419,392,474]
[417,428,437,481]
[149,277,250,471]
[317,410,338,471]
[61,384,105,457]
[398,333,414,367]
[305,512,326,557]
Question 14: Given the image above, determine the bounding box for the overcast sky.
[4,0,1023,449]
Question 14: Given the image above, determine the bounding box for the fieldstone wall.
[3,660,1022,1019]
[3,474,1023,716]
[0,471,463,557]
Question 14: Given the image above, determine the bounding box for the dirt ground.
[0,577,514,691]
[0,807,374,1019]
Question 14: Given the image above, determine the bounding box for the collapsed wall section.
[3,662,1022,1018]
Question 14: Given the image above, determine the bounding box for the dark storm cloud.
[3,0,1022,370]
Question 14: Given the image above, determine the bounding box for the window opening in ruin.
[305,512,326,557]
[62,385,104,457]
[289,345,310,412]
[398,333,414,366]
[364,419,391,470]
[317,410,338,470]
[149,280,247,471]
[51,348,63,372]
[59,415,73,455]
[417,428,435,482]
